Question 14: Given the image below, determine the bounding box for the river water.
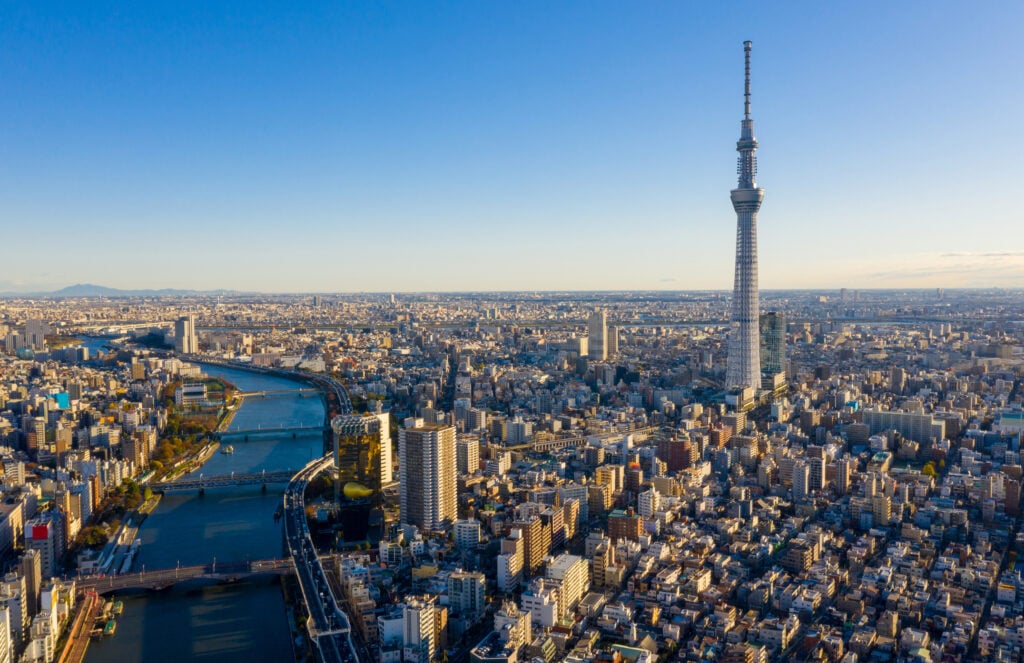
[85,365,325,662]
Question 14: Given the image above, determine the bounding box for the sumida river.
[85,365,325,662]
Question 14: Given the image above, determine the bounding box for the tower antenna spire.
[743,40,752,119]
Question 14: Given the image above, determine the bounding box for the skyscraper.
[399,423,457,531]
[174,315,198,354]
[331,411,392,542]
[587,310,607,361]
[760,311,786,375]
[725,41,765,393]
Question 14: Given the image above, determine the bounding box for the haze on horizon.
[1,2,1021,294]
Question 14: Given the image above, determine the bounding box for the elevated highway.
[285,456,361,662]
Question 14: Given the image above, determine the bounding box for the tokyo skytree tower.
[725,41,765,393]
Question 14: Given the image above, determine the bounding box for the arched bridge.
[150,470,297,493]
[77,558,293,594]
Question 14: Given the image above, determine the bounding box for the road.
[285,455,363,663]
[58,590,99,663]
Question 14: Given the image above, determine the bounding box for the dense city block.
[1,288,1023,662]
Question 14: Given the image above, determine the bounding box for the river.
[84,365,325,662]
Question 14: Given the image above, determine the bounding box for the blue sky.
[1,2,1021,292]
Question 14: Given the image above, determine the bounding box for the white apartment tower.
[399,423,457,531]
[725,41,765,393]
[401,596,437,663]
[638,487,661,519]
[456,437,480,475]
[497,530,524,593]
[545,554,590,620]
[174,315,198,354]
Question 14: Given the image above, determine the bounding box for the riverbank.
[96,493,162,576]
[215,399,241,433]
[158,440,220,483]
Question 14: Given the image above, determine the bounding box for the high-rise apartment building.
[497,530,524,593]
[174,315,198,354]
[399,423,457,531]
[447,570,486,624]
[587,310,607,361]
[401,595,437,663]
[545,554,590,620]
[453,519,481,549]
[23,518,59,579]
[456,437,480,475]
[638,487,661,519]
[792,460,810,500]
[19,551,40,619]
[725,41,765,393]
[513,516,550,578]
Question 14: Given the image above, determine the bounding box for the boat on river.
[221,445,235,454]
[104,619,117,636]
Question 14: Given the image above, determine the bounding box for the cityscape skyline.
[2,2,1022,294]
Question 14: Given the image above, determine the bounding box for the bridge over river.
[77,558,294,594]
[149,469,299,493]
[216,423,327,439]
[237,388,321,399]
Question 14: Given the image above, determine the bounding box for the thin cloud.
[941,252,1024,258]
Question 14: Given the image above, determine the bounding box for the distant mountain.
[0,283,247,298]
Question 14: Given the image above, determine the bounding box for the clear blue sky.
[1,1,1021,293]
